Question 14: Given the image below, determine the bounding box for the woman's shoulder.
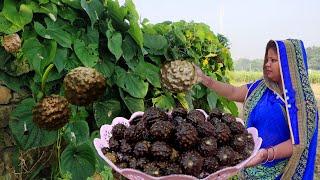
[246,79,264,90]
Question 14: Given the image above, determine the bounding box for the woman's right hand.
[192,63,248,102]
[193,64,206,83]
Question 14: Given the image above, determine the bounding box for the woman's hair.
[266,40,277,53]
[263,40,278,72]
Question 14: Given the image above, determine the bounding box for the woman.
[196,39,318,179]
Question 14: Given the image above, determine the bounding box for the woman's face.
[265,48,281,82]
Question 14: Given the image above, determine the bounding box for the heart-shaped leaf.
[34,18,72,48]
[22,37,48,75]
[106,22,123,61]
[74,39,99,67]
[93,100,121,127]
[64,120,90,146]
[115,66,148,98]
[9,98,58,151]
[135,61,161,88]
[152,94,175,110]
[60,143,96,180]
[1,0,33,33]
[80,0,104,27]
[119,89,145,113]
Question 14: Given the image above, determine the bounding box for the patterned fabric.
[242,39,319,179]
[242,79,290,179]
[242,160,288,180]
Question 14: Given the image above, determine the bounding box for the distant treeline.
[234,46,320,71]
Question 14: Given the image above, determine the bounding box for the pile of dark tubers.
[102,107,254,179]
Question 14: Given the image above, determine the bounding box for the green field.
[229,70,320,84]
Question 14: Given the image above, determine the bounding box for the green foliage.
[306,46,320,70]
[0,0,237,179]
[9,98,58,150]
[142,20,237,114]
[93,100,121,127]
[60,143,96,180]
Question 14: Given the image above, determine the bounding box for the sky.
[132,0,320,60]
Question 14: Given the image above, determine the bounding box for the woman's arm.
[196,66,248,102]
[245,139,293,167]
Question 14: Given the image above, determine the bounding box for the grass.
[228,70,320,84]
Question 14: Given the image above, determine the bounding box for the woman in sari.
[195,39,318,179]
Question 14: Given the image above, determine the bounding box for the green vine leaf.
[128,20,143,48]
[207,90,218,110]
[143,33,168,55]
[34,18,72,48]
[60,143,96,180]
[119,89,145,113]
[135,61,161,88]
[9,98,58,151]
[152,94,175,110]
[176,92,190,111]
[122,34,137,61]
[74,39,99,67]
[0,0,33,33]
[64,120,90,146]
[107,0,128,23]
[94,59,115,78]
[93,100,121,127]
[61,0,81,9]
[0,14,15,34]
[26,2,58,21]
[53,48,68,73]
[58,6,78,23]
[106,29,123,61]
[22,37,48,75]
[115,66,148,98]
[80,0,104,27]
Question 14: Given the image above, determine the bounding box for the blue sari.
[241,39,318,179]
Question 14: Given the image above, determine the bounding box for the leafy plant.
[0,0,237,179]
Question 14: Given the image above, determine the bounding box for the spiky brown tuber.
[151,141,172,160]
[63,67,106,106]
[3,33,21,53]
[186,109,206,125]
[217,146,236,166]
[198,137,218,156]
[111,124,127,140]
[150,120,174,141]
[160,60,198,92]
[215,122,232,144]
[180,151,204,177]
[32,95,70,130]
[175,123,199,149]
[142,107,168,128]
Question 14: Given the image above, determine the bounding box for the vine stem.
[41,64,54,94]
[40,40,57,94]
[56,129,63,177]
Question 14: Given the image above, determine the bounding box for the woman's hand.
[245,148,268,168]
[193,64,206,83]
[192,63,248,102]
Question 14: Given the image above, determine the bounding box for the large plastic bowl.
[94,110,262,180]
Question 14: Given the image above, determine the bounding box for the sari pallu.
[242,39,318,179]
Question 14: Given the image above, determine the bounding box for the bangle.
[262,149,269,164]
[268,147,276,162]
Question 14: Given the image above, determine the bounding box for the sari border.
[275,40,296,145]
